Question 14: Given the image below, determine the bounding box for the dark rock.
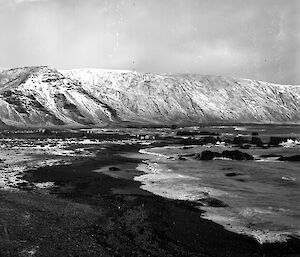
[233,136,250,145]
[201,136,217,144]
[198,151,222,160]
[222,150,254,160]
[278,155,300,162]
[240,144,251,149]
[178,157,187,161]
[181,153,197,157]
[260,154,283,158]
[269,137,295,146]
[176,130,195,136]
[179,138,203,145]
[251,137,263,147]
[198,131,220,136]
[251,132,259,136]
[197,150,254,161]
[225,172,239,177]
[109,167,121,171]
[182,146,193,150]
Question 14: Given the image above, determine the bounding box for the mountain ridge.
[0,66,299,128]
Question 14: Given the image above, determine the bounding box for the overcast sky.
[0,0,299,84]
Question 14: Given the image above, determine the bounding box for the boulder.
[269,137,295,146]
[197,150,254,161]
[198,151,222,160]
[225,172,239,177]
[222,150,254,160]
[233,136,250,145]
[251,137,263,147]
[109,166,120,171]
[201,136,217,144]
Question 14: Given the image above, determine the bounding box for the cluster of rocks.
[175,129,299,150]
[195,150,254,161]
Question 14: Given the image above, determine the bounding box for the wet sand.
[0,143,299,257]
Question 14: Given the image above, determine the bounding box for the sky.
[0,0,299,84]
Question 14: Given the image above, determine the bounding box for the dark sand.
[0,143,299,257]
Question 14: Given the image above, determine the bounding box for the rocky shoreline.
[0,141,299,257]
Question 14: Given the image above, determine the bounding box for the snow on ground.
[0,137,110,191]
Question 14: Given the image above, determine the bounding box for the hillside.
[0,66,299,127]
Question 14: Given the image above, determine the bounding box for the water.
[133,125,300,243]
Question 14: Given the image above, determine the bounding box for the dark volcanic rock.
[278,155,300,161]
[251,137,263,147]
[260,154,283,158]
[233,136,250,145]
[178,156,187,161]
[201,136,217,144]
[251,132,259,136]
[178,138,203,145]
[197,150,254,161]
[221,150,254,160]
[269,137,295,146]
[225,172,239,177]
[109,166,121,171]
[197,151,222,160]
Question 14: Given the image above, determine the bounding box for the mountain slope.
[0,66,299,127]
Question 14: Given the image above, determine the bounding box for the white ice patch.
[34,182,55,189]
[139,149,172,159]
[279,139,300,148]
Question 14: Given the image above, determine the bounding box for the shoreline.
[1,143,300,256]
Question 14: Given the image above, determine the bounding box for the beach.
[0,139,299,257]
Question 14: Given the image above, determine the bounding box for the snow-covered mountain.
[0,66,299,128]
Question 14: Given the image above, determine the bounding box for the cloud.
[0,0,299,84]
[15,0,48,3]
[14,0,47,2]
